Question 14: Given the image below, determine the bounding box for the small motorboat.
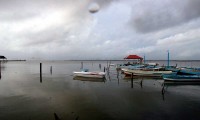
[163,72,200,82]
[73,69,106,78]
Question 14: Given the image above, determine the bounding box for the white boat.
[123,68,172,77]
[73,71,106,78]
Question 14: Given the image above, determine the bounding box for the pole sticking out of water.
[54,113,61,120]
[99,64,101,70]
[0,61,1,79]
[40,63,42,83]
[81,62,83,69]
[50,66,52,75]
[167,50,170,67]
[131,73,133,88]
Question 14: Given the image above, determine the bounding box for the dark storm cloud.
[91,0,118,7]
[131,0,200,33]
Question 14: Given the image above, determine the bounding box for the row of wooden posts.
[40,63,52,83]
[0,62,142,88]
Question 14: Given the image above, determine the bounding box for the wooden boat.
[163,71,200,82]
[123,68,172,77]
[73,70,106,78]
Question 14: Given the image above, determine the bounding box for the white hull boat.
[123,69,172,77]
[73,71,106,78]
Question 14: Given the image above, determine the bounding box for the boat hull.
[163,74,200,82]
[123,69,172,77]
[73,72,106,78]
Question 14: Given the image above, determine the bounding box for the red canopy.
[124,55,143,59]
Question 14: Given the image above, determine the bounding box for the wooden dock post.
[50,66,52,75]
[131,73,133,88]
[0,61,1,79]
[99,64,101,69]
[81,62,83,69]
[40,63,42,83]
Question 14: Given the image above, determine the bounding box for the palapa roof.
[124,54,143,60]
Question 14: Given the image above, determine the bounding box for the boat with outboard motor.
[73,69,106,78]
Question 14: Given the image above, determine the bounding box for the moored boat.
[163,74,200,82]
[124,69,172,77]
[123,64,172,77]
[163,70,200,82]
[73,69,106,78]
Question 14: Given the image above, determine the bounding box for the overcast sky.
[1,0,200,60]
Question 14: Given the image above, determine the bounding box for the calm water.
[0,60,200,120]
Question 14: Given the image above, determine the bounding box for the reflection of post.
[106,67,110,81]
[50,66,52,75]
[140,79,143,88]
[40,63,42,83]
[162,83,165,101]
[131,73,133,88]
[0,61,1,79]
[117,69,119,85]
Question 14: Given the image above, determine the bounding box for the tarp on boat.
[124,55,143,60]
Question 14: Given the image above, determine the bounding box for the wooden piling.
[131,73,133,88]
[81,62,83,69]
[0,61,1,79]
[40,63,42,83]
[99,64,101,69]
[50,66,52,74]
[54,113,61,120]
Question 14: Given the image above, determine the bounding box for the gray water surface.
[0,60,200,120]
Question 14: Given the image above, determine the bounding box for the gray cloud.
[130,0,200,33]
[0,0,200,60]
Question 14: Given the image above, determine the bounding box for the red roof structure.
[124,55,143,60]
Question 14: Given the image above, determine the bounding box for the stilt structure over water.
[124,54,143,64]
[0,56,7,61]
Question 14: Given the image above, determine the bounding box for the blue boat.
[163,71,200,82]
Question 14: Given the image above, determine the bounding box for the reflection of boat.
[123,74,161,79]
[164,81,200,86]
[73,69,106,78]
[163,72,200,82]
[73,76,105,82]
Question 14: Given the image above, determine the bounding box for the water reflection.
[162,81,200,101]
[1,60,200,120]
[0,61,7,80]
[73,76,105,82]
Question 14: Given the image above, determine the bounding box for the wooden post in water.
[40,63,42,83]
[99,64,101,70]
[131,73,133,88]
[0,61,1,79]
[167,50,170,67]
[50,66,52,75]
[81,62,83,69]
